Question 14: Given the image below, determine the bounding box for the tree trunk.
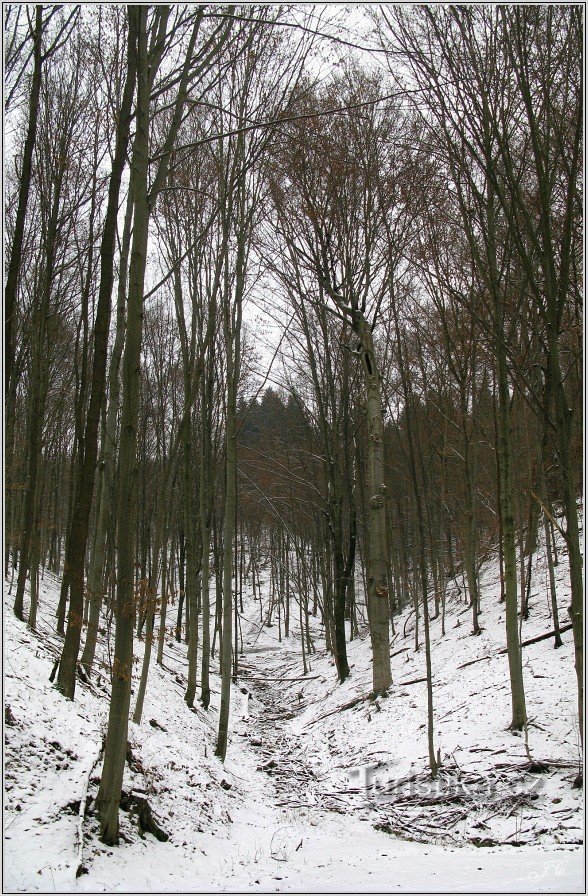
[96,6,148,844]
[5,5,43,404]
[215,375,237,760]
[200,507,212,707]
[81,189,133,675]
[495,345,527,730]
[183,415,200,708]
[354,314,392,694]
[551,348,583,741]
[543,509,562,649]
[176,530,185,642]
[156,536,169,666]
[28,489,42,631]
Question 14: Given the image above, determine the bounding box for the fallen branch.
[530,492,566,539]
[308,693,370,725]
[457,624,572,670]
[238,675,321,682]
[76,743,104,878]
[494,758,578,771]
[518,623,572,648]
[403,609,415,638]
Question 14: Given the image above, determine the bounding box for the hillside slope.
[3,523,584,893]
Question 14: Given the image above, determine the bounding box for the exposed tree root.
[120,791,169,842]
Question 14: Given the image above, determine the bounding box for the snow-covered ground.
[3,523,584,893]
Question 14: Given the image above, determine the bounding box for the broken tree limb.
[530,492,566,539]
[308,693,370,725]
[518,623,573,648]
[457,624,573,670]
[238,675,321,682]
[76,742,104,877]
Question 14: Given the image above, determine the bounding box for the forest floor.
[3,523,584,893]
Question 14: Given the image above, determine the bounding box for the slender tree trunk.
[28,483,42,631]
[495,345,527,730]
[55,444,76,633]
[216,201,244,757]
[183,415,200,708]
[299,561,308,675]
[284,533,290,637]
[212,519,222,658]
[463,424,480,635]
[392,309,437,776]
[216,376,237,759]
[551,352,583,740]
[543,509,562,649]
[200,504,211,707]
[96,7,148,844]
[5,5,43,405]
[132,577,156,725]
[5,371,20,577]
[134,478,173,723]
[176,530,185,642]
[353,314,391,694]
[487,170,527,730]
[332,540,349,681]
[81,190,132,675]
[156,535,169,666]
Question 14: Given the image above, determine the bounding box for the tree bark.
[216,365,237,759]
[96,6,148,844]
[354,314,392,694]
[81,190,133,674]
[5,5,43,405]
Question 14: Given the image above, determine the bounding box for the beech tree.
[5,4,79,405]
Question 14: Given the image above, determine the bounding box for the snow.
[3,520,584,893]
